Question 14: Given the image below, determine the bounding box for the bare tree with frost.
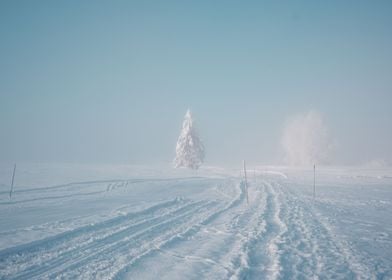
[174,109,205,169]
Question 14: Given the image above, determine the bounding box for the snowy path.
[0,167,391,279]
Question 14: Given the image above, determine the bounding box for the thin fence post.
[9,164,16,199]
[313,164,316,200]
[243,160,249,205]
[254,168,256,185]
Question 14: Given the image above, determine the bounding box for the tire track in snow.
[275,182,320,279]
[225,181,268,279]
[236,180,286,280]
[45,201,219,280]
[308,202,376,278]
[0,177,210,196]
[0,177,215,206]
[114,179,246,279]
[273,180,375,279]
[118,179,286,280]
[0,198,198,279]
[126,180,273,280]
[10,200,214,280]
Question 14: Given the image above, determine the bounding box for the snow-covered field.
[0,164,391,279]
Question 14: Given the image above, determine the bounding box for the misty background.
[1,1,391,166]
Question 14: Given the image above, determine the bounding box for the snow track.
[0,170,388,279]
[274,180,375,280]
[1,199,219,279]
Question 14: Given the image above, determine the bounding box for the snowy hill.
[0,164,391,279]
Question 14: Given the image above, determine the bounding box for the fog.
[1,1,391,166]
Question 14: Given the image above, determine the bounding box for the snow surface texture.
[0,164,391,279]
[174,109,205,169]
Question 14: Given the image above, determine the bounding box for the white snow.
[0,164,391,279]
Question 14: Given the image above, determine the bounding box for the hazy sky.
[1,0,391,165]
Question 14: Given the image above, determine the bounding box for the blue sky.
[1,0,391,165]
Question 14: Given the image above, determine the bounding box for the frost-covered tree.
[281,110,334,165]
[174,109,205,169]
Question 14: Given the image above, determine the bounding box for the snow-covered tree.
[281,110,334,165]
[174,109,205,169]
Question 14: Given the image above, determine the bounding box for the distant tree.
[174,109,205,169]
[281,110,334,165]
